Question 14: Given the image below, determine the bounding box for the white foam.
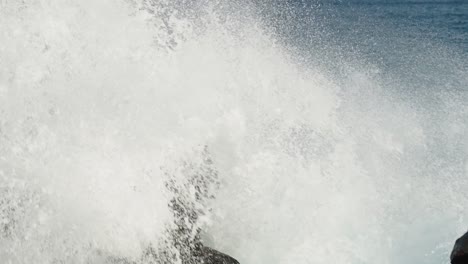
[0,1,467,264]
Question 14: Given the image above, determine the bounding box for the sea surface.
[0,1,467,264]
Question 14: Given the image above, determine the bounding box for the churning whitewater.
[0,1,467,264]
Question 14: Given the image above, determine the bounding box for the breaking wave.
[0,1,467,263]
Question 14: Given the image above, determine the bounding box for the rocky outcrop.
[106,147,240,264]
[451,231,468,264]
[160,147,239,264]
[105,245,239,264]
[193,246,240,264]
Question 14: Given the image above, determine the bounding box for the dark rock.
[194,246,240,264]
[92,148,239,264]
[105,245,239,264]
[159,147,239,264]
[451,231,468,264]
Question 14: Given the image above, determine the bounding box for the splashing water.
[0,1,467,264]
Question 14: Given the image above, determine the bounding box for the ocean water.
[0,1,467,264]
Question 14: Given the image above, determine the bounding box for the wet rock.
[194,246,240,264]
[141,146,239,264]
[104,245,240,264]
[451,231,468,264]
